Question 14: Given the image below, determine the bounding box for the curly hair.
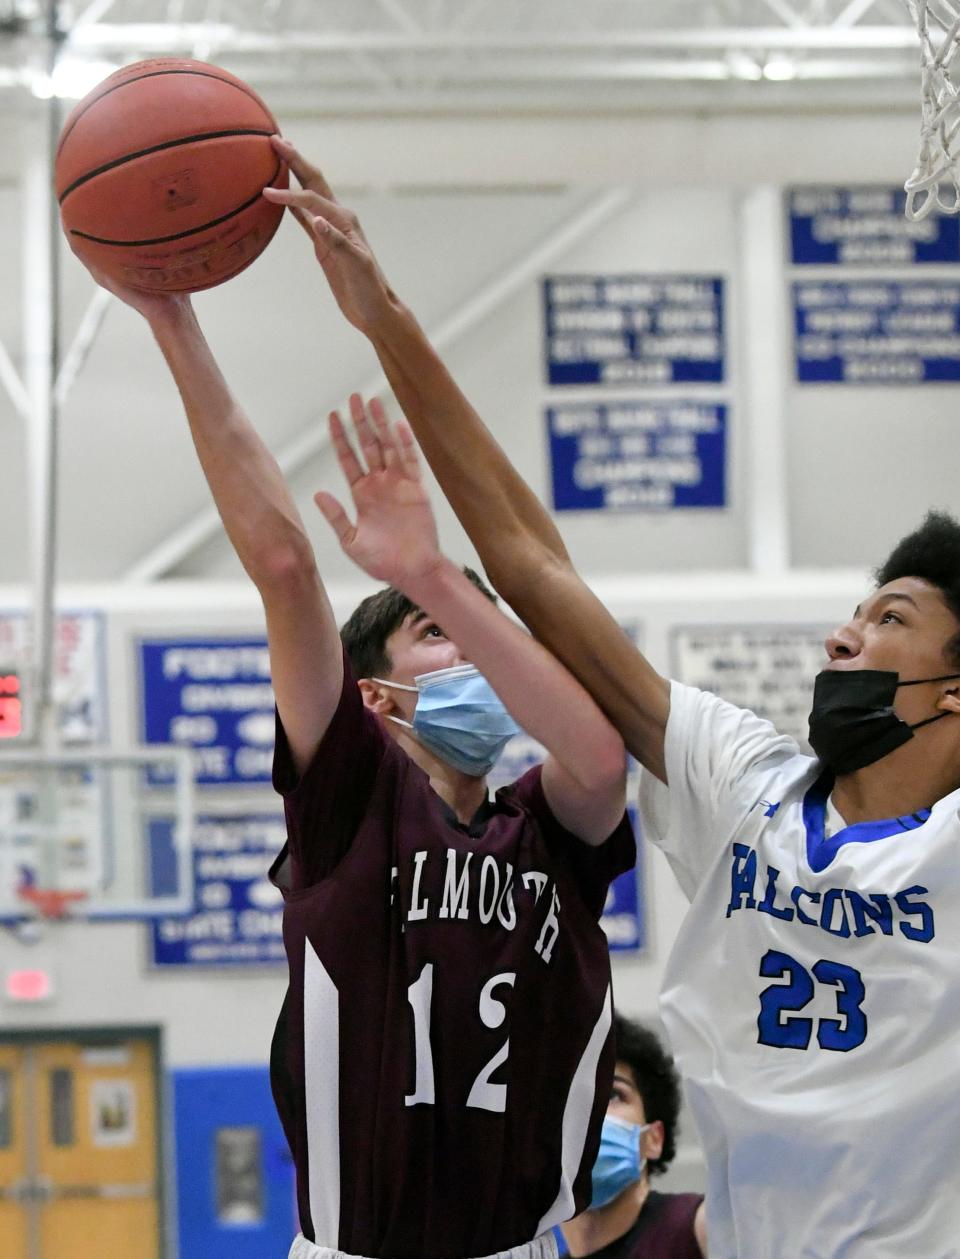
[874,510,960,665]
[613,1013,682,1177]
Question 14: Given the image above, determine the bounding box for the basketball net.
[905,0,960,219]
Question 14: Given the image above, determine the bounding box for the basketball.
[55,57,289,293]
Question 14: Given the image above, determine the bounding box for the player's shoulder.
[645,1188,704,1214]
[629,1189,704,1257]
[488,762,594,840]
[911,789,960,849]
[670,679,795,744]
[491,763,544,812]
[929,782,960,818]
[667,679,807,783]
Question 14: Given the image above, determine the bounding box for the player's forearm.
[149,304,346,769]
[506,559,671,779]
[403,556,625,792]
[368,306,570,593]
[148,303,314,590]
[368,307,669,774]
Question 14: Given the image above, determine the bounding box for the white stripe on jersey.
[536,983,612,1234]
[305,941,340,1247]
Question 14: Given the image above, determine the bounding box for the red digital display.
[0,674,21,738]
[5,968,52,1002]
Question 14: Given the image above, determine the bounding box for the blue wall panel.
[173,1066,295,1259]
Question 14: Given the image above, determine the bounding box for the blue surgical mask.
[373,664,521,777]
[590,1115,649,1209]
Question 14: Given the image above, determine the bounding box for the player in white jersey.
[261,139,960,1258]
[637,537,960,1256]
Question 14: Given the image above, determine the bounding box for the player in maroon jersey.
[73,260,634,1255]
[560,1014,706,1259]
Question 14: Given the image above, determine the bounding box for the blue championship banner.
[788,187,960,266]
[139,637,275,785]
[544,275,725,385]
[794,280,960,383]
[548,401,726,511]
[601,857,645,954]
[149,815,286,967]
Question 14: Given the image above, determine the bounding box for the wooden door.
[0,1036,161,1259]
[0,1044,31,1259]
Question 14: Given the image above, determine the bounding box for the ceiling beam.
[65,24,919,55]
[833,0,885,27]
[374,0,421,34]
[761,0,809,30]
[70,0,120,27]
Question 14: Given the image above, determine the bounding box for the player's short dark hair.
[613,1013,682,1177]
[340,567,497,679]
[874,510,960,665]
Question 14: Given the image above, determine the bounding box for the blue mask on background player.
[808,668,960,775]
[374,664,521,777]
[590,1115,650,1208]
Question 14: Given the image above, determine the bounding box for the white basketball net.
[906,0,960,219]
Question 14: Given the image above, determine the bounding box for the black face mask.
[808,668,960,776]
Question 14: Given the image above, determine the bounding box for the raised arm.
[264,139,670,781]
[316,396,626,844]
[79,271,342,775]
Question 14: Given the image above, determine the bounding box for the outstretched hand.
[264,136,399,332]
[316,395,442,588]
[68,250,192,325]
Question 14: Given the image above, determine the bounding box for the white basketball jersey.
[639,681,960,1259]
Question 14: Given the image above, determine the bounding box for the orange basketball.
[56,58,289,293]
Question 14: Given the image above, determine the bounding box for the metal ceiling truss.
[0,0,932,109]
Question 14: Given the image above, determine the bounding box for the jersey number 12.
[406,964,516,1112]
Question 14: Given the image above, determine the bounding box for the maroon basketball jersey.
[269,653,635,1258]
[603,1191,704,1259]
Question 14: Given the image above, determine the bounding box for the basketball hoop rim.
[16,885,89,921]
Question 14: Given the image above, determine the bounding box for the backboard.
[0,746,195,922]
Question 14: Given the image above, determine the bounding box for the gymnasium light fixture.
[30,54,117,98]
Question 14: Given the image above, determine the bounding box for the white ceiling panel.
[0,1,930,114]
